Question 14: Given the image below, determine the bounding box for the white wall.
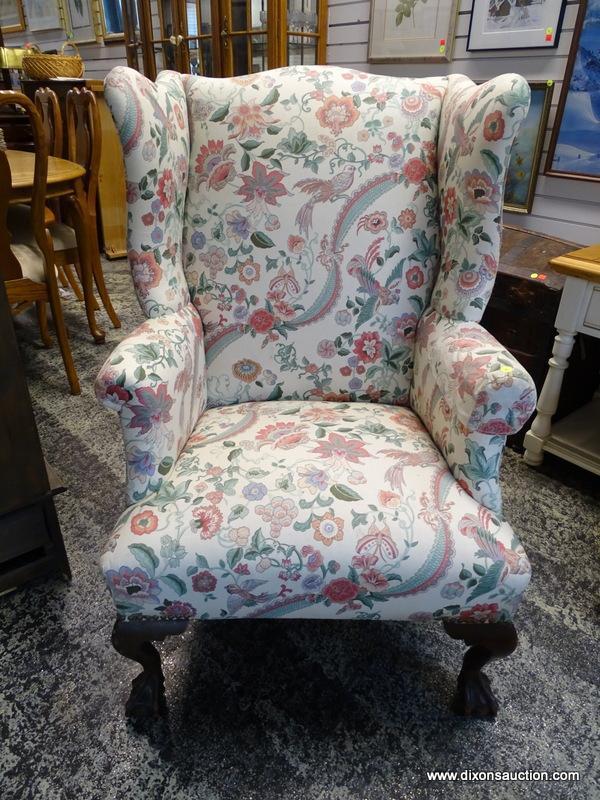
[327,0,600,245]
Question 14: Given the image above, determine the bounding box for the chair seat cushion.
[10,243,45,283]
[8,204,77,251]
[47,221,77,251]
[102,400,530,622]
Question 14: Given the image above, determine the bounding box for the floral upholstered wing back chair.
[98,66,535,719]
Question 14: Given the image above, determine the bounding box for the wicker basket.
[22,42,83,80]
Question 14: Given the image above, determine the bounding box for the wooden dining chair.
[33,87,85,300]
[9,88,119,329]
[34,87,63,158]
[0,92,79,394]
[57,87,120,328]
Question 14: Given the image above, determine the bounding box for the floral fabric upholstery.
[100,65,536,622]
[411,309,537,513]
[95,304,207,503]
[181,69,448,407]
[101,401,531,622]
[434,74,530,322]
[105,68,191,318]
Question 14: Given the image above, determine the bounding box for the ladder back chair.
[0,92,80,394]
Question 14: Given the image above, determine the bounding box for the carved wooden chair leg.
[111,618,188,720]
[443,619,518,718]
[36,300,51,347]
[62,262,85,302]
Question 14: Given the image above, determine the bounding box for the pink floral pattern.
[105,68,191,317]
[433,74,531,321]
[100,65,535,623]
[411,309,536,513]
[102,401,531,621]
[180,68,448,407]
[95,304,207,502]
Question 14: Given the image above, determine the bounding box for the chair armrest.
[411,309,536,514]
[95,303,207,503]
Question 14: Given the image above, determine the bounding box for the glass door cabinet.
[122,0,327,79]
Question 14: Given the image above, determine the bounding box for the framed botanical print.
[0,0,26,33]
[63,0,100,44]
[368,0,459,63]
[24,0,63,31]
[504,81,553,213]
[468,0,567,51]
[545,0,600,182]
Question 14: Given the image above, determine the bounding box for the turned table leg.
[523,326,576,466]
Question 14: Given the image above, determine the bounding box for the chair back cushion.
[182,66,447,407]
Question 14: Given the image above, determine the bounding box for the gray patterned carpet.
[1,261,599,800]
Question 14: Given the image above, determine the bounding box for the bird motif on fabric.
[380,449,441,492]
[294,165,356,236]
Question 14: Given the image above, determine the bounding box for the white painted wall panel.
[327,0,600,244]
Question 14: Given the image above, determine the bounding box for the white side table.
[524,245,600,475]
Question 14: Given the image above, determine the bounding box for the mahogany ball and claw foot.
[111,618,188,721]
[443,619,518,718]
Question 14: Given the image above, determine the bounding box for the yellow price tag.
[500,365,513,373]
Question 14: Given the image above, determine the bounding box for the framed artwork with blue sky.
[546,0,600,182]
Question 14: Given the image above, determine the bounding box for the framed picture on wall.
[0,0,26,33]
[545,0,600,182]
[368,0,459,63]
[24,0,63,32]
[467,0,568,51]
[504,81,554,214]
[63,0,100,44]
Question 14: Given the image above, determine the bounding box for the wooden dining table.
[6,149,106,343]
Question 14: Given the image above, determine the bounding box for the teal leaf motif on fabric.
[459,441,501,488]
[161,574,187,596]
[330,484,363,502]
[129,543,159,576]
[466,560,504,603]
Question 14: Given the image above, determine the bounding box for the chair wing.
[104,67,191,318]
[433,73,531,322]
